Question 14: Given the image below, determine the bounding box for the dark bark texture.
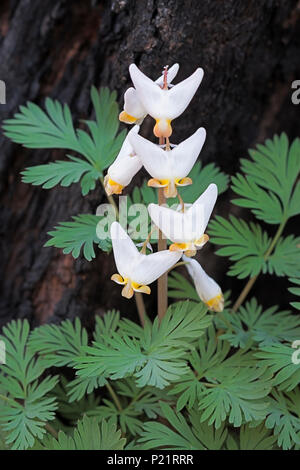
[0,0,299,328]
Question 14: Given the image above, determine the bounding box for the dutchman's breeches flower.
[148,183,218,257]
[129,127,206,198]
[104,125,142,196]
[183,255,224,312]
[129,64,204,138]
[110,222,181,299]
[119,63,180,125]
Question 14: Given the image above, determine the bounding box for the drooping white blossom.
[183,255,224,312]
[129,64,203,137]
[110,222,181,298]
[119,63,180,125]
[148,184,218,256]
[104,125,142,196]
[129,127,206,198]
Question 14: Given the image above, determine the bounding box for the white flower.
[119,63,179,125]
[128,128,206,198]
[148,183,218,257]
[110,222,181,298]
[104,125,142,196]
[129,64,203,137]
[183,255,224,312]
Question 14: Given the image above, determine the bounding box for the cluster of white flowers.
[105,63,224,312]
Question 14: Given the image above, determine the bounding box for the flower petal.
[129,64,166,118]
[183,255,222,304]
[128,131,171,180]
[189,183,218,233]
[110,222,140,279]
[122,87,146,120]
[171,127,206,177]
[132,250,181,285]
[148,203,186,243]
[167,68,204,119]
[108,126,142,185]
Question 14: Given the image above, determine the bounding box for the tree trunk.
[0,0,299,328]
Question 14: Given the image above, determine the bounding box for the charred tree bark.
[0,0,299,328]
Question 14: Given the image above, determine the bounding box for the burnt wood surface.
[0,0,299,328]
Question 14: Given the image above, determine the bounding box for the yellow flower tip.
[153,119,172,138]
[111,273,126,285]
[163,181,177,198]
[175,177,193,187]
[104,175,124,196]
[184,249,197,257]
[148,178,169,188]
[119,110,138,124]
[121,283,134,299]
[206,293,224,312]
[195,233,209,248]
[131,281,151,295]
[169,242,189,252]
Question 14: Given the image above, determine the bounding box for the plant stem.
[105,382,122,412]
[232,218,287,312]
[157,187,168,321]
[134,292,146,327]
[45,423,59,439]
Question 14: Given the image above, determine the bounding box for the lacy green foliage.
[265,390,300,450]
[288,277,300,310]
[231,133,300,224]
[0,321,58,450]
[42,415,126,450]
[4,87,126,195]
[255,344,300,392]
[267,235,300,277]
[0,307,299,450]
[218,298,300,348]
[75,302,212,389]
[226,423,277,450]
[22,156,101,196]
[44,214,107,260]
[209,216,270,279]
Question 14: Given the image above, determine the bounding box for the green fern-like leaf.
[42,415,126,450]
[4,87,126,194]
[267,235,300,277]
[44,214,108,260]
[139,402,227,450]
[231,133,300,224]
[0,320,58,450]
[29,318,88,368]
[209,215,270,279]
[255,343,300,392]
[75,301,212,389]
[226,423,277,450]
[21,156,101,196]
[265,390,300,450]
[218,298,300,347]
[288,277,300,310]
